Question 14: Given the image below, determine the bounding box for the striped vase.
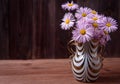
[68,40,104,82]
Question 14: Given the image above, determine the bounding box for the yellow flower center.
[106,22,111,27]
[92,22,98,28]
[80,29,86,35]
[65,19,70,24]
[91,10,97,14]
[92,17,98,21]
[82,13,87,17]
[68,3,73,6]
[104,31,108,35]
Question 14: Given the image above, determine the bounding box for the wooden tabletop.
[0,58,119,84]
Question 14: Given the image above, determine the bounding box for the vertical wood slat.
[48,0,56,58]
[0,0,9,59]
[41,0,49,58]
[9,0,19,59]
[31,0,37,59]
[35,0,43,58]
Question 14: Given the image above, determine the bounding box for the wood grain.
[0,58,119,84]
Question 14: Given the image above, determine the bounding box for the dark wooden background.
[0,0,120,59]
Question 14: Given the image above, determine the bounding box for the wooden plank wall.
[0,0,119,59]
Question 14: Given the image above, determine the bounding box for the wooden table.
[0,58,119,84]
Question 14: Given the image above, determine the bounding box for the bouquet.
[60,1,118,46]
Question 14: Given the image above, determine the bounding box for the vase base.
[75,78,97,83]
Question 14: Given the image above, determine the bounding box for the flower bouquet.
[60,1,118,82]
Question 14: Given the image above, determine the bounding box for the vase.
[67,40,104,82]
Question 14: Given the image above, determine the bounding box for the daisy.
[75,7,91,20]
[76,18,88,28]
[60,13,75,30]
[99,37,106,46]
[103,31,111,41]
[101,17,118,33]
[91,10,98,15]
[61,1,78,11]
[93,29,104,40]
[72,24,94,43]
[100,31,111,45]
[88,14,103,21]
[87,14,104,29]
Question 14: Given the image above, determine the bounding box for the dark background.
[0,0,120,59]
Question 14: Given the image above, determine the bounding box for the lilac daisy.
[91,10,98,15]
[101,17,118,33]
[60,13,75,30]
[61,1,78,11]
[72,24,94,43]
[87,10,98,19]
[75,7,91,20]
[93,29,104,40]
[88,14,103,21]
[99,37,106,46]
[100,31,111,45]
[76,18,88,28]
[87,14,104,29]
